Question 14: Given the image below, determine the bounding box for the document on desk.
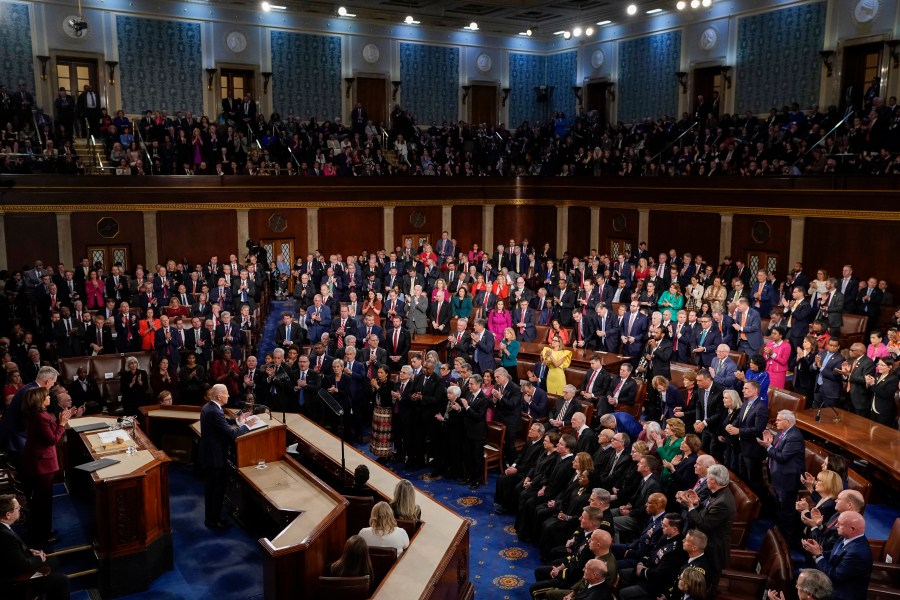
[244,417,268,432]
[97,430,133,444]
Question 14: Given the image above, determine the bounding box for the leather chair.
[396,517,419,540]
[803,440,873,505]
[728,351,747,371]
[343,495,374,536]
[483,422,506,481]
[840,314,868,348]
[869,518,900,598]
[616,379,646,419]
[534,325,550,343]
[727,471,761,548]
[91,353,125,382]
[563,366,588,390]
[515,413,533,452]
[767,387,805,424]
[577,400,594,429]
[317,575,370,600]
[368,546,398,592]
[717,527,791,599]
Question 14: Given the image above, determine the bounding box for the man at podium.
[201,383,258,529]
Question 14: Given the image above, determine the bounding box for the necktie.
[699,329,708,346]
[393,329,400,352]
[674,325,679,350]
[588,370,598,392]
[298,371,306,406]
[65,320,70,334]
[703,389,709,420]
[740,312,747,341]
[286,325,291,342]
[741,400,753,423]
[685,388,693,407]
[607,452,620,476]
[97,329,102,346]
[817,354,830,386]
[627,315,634,336]
[557,400,570,421]
[367,326,372,338]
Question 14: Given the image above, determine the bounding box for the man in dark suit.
[209,277,233,313]
[811,338,845,408]
[580,355,611,413]
[621,302,649,366]
[471,318,496,374]
[355,313,384,347]
[670,313,693,364]
[855,277,883,332]
[461,375,488,489]
[291,354,322,421]
[816,277,844,336]
[725,380,768,497]
[384,315,412,372]
[200,384,256,528]
[593,304,619,353]
[214,312,242,358]
[841,343,876,418]
[761,409,806,543]
[428,290,452,335]
[572,412,599,455]
[617,513,687,600]
[732,298,763,357]
[837,265,859,312]
[0,494,70,599]
[494,422,546,513]
[155,314,184,369]
[82,315,114,355]
[803,511,872,600]
[690,370,725,457]
[554,279,577,326]
[239,93,256,134]
[548,385,580,430]
[190,294,213,320]
[782,286,813,353]
[114,303,139,353]
[518,433,577,538]
[273,312,303,350]
[359,334,387,373]
[512,299,537,343]
[185,316,213,364]
[603,364,637,415]
[491,368,523,467]
[648,327,674,381]
[572,309,598,352]
[690,314,721,367]
[681,464,736,575]
[613,455,663,542]
[522,381,548,420]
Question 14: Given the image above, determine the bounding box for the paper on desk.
[97,430,132,444]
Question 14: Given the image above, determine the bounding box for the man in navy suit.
[593,303,619,353]
[782,286,814,355]
[749,270,778,317]
[209,277,233,312]
[709,344,738,389]
[812,338,845,408]
[803,511,872,600]
[200,383,256,528]
[690,314,721,367]
[471,318,496,374]
[526,358,549,391]
[356,313,384,347]
[732,298,763,357]
[725,380,768,498]
[512,299,537,343]
[342,346,368,442]
[305,294,333,343]
[760,409,806,542]
[521,381,548,420]
[155,314,184,368]
[621,301,648,366]
[598,411,643,442]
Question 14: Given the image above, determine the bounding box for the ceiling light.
[585,27,594,36]
[701,0,712,6]
[596,20,611,25]
[464,21,478,30]
[626,4,638,16]
[676,1,686,8]
[337,6,355,17]
[553,30,566,35]
[563,31,571,39]
[646,8,662,13]
[573,26,583,37]
[260,2,285,11]
[690,0,700,7]
[404,15,419,24]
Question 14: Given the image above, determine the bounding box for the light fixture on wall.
[818,50,835,77]
[675,71,688,94]
[261,72,273,94]
[626,4,638,15]
[36,56,50,81]
[403,15,420,25]
[392,80,401,100]
[720,65,732,89]
[105,61,118,86]
[572,86,583,107]
[886,40,900,68]
[464,21,479,31]
[261,2,286,12]
[501,87,511,107]
[461,85,472,104]
[205,68,218,91]
[337,7,356,17]
[344,77,355,98]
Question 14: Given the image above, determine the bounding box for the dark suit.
[493,381,523,466]
[84,323,115,355]
[463,390,489,482]
[734,398,768,494]
[734,308,764,356]
[813,535,872,600]
[846,355,876,418]
[766,425,805,540]
[690,326,721,367]
[524,386,549,420]
[384,326,412,371]
[784,299,813,349]
[621,311,649,362]
[199,400,249,524]
[512,308,537,342]
[605,376,637,414]
[870,374,899,427]
[686,485,736,574]
[495,439,545,510]
[812,350,845,408]
[155,326,183,368]
[693,382,725,456]
[473,329,496,374]
[0,525,69,599]
[593,312,619,353]
[581,368,612,414]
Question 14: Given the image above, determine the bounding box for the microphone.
[238,399,271,416]
[814,409,821,422]
[828,406,841,423]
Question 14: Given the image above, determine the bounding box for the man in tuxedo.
[385,315,411,371]
[603,363,637,415]
[732,298,763,357]
[782,286,813,353]
[680,464,736,575]
[580,354,611,413]
[0,494,70,599]
[811,338,845,408]
[200,384,257,529]
[521,381,548,420]
[803,511,872,600]
[760,409,806,543]
[491,368,523,466]
[471,318,496,374]
[621,302,648,366]
[725,381,768,497]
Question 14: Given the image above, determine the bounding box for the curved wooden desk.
[795,408,900,486]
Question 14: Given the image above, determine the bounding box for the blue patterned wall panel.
[0,3,34,92]
[399,42,459,126]
[547,51,578,119]
[618,31,681,123]
[271,31,341,120]
[735,2,825,114]
[116,16,202,115]
[509,53,545,127]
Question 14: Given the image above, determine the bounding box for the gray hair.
[493,367,509,379]
[563,383,577,394]
[400,365,414,376]
[777,409,797,425]
[798,568,833,600]
[36,366,60,384]
[591,488,612,505]
[447,385,461,399]
[707,464,730,487]
[210,383,228,399]
[125,356,139,368]
[645,421,662,437]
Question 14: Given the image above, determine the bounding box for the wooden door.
[840,43,882,114]
[356,77,387,128]
[220,68,256,104]
[585,82,608,125]
[470,85,497,126]
[55,57,99,100]
[261,239,294,271]
[609,239,632,258]
[87,245,130,271]
[692,66,722,108]
[746,251,778,277]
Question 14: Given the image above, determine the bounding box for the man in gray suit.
[406,284,429,335]
[23,260,48,301]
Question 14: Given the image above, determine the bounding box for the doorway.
[56,57,99,99]
[220,68,256,103]
[261,239,294,272]
[470,85,498,126]
[356,77,388,128]
[840,42,883,114]
[585,82,609,125]
[609,239,632,258]
[692,66,722,118]
[87,245,130,271]
[745,251,778,277]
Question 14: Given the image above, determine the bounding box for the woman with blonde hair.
[717,389,743,473]
[797,469,843,535]
[358,501,410,555]
[390,479,422,522]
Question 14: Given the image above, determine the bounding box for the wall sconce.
[36,56,50,81]
[571,85,583,107]
[675,71,688,94]
[720,65,732,89]
[261,72,273,95]
[819,50,835,77]
[205,68,218,91]
[344,77,355,98]
[105,61,118,86]
[461,85,472,105]
[501,87,511,107]
[392,80,401,100]
[886,40,900,68]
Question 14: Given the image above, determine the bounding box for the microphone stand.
[319,388,347,488]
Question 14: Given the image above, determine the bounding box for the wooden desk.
[795,408,900,485]
[282,413,474,600]
[66,416,172,597]
[410,333,450,360]
[516,342,630,371]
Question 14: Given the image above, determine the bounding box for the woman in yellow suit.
[540,335,572,395]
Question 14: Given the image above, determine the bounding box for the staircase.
[73,137,109,175]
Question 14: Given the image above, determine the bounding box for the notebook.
[75,458,121,473]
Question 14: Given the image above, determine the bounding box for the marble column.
[442,206,453,238]
[557,206,569,253]
[638,209,649,247]
[306,208,319,253]
[383,206,395,251]
[719,214,733,264]
[56,213,73,268]
[482,205,494,252]
[789,217,805,267]
[236,210,249,259]
[590,207,600,253]
[143,211,158,268]
[0,215,7,270]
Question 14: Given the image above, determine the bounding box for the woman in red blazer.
[23,386,72,544]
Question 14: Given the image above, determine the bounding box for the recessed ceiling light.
[563,31,571,39]
[690,0,700,7]
[646,8,662,14]
[676,1,686,9]
[596,20,612,26]
[701,0,712,6]
[585,27,594,36]
[626,4,638,16]
[573,26,583,37]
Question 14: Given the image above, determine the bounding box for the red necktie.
[685,388,693,407]
[394,330,399,352]
[612,378,624,397]
[588,370,597,391]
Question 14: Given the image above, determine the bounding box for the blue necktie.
[298,371,306,407]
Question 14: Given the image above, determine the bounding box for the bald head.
[648,492,667,515]
[583,558,608,584]
[589,528,612,556]
[837,511,865,539]
[837,489,866,513]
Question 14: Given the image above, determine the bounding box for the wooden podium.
[66,416,173,597]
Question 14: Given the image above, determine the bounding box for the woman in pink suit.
[487,299,512,349]
[84,269,105,309]
[763,326,791,389]
[23,386,72,543]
